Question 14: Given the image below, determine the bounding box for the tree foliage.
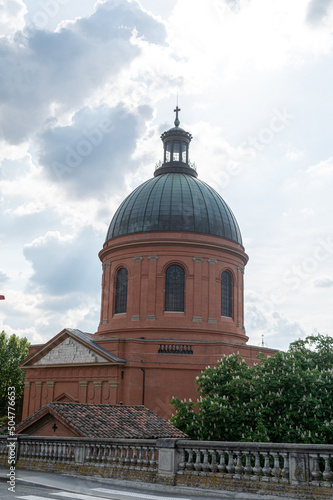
[0,331,30,419]
[170,334,333,444]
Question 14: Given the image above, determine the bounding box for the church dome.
[106,108,243,246]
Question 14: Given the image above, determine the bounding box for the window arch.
[165,265,185,312]
[221,270,233,318]
[114,267,128,314]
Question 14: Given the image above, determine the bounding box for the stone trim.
[131,315,140,321]
[133,256,143,261]
[208,317,217,323]
[35,382,43,387]
[146,315,156,320]
[93,381,103,387]
[237,265,245,274]
[108,381,120,387]
[79,381,88,387]
[148,255,158,260]
[208,258,217,264]
[192,257,203,262]
[24,382,31,388]
[46,382,55,387]
[192,316,202,322]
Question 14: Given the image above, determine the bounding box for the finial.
[174,105,181,127]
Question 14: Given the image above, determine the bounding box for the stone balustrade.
[1,436,333,498]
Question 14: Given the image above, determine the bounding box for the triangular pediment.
[20,328,126,368]
[33,336,107,365]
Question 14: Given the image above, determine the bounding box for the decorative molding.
[146,315,156,320]
[158,344,193,355]
[193,257,204,262]
[237,266,245,274]
[192,316,202,322]
[108,381,120,387]
[102,262,112,270]
[208,259,217,264]
[35,382,43,387]
[131,315,140,321]
[46,381,55,387]
[79,381,88,387]
[102,318,108,324]
[34,337,107,365]
[208,317,217,323]
[148,255,158,260]
[93,381,103,387]
[133,256,143,261]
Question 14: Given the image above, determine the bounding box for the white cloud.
[0,0,26,36]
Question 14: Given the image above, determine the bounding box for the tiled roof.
[16,403,186,439]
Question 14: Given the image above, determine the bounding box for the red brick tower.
[20,109,276,422]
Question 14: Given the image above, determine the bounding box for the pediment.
[33,336,108,365]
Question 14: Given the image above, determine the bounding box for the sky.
[0,0,333,351]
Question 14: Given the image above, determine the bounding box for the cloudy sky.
[1,0,333,351]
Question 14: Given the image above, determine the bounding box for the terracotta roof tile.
[16,403,186,439]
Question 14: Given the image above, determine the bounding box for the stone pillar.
[289,452,310,484]
[93,381,103,403]
[192,257,203,322]
[46,381,55,402]
[131,257,143,321]
[22,382,31,420]
[100,262,112,325]
[35,382,43,413]
[208,259,217,323]
[146,256,158,320]
[156,439,182,485]
[79,381,88,403]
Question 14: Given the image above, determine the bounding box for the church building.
[20,109,277,422]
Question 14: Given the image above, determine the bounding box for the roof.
[106,173,243,245]
[16,403,186,439]
[20,328,126,367]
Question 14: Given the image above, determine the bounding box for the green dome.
[106,173,242,245]
[106,112,243,246]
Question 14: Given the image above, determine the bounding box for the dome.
[106,173,243,245]
[106,107,243,246]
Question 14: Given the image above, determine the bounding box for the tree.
[0,331,30,422]
[170,334,333,444]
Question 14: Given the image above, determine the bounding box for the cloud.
[38,103,153,198]
[314,278,333,287]
[0,0,166,144]
[23,228,102,296]
[307,0,333,24]
[0,271,9,284]
[0,0,26,35]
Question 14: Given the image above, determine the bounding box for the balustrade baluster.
[217,449,226,474]
[124,445,131,467]
[143,446,149,469]
[322,454,333,487]
[85,444,91,463]
[193,449,202,473]
[58,442,64,462]
[234,451,243,479]
[226,451,235,475]
[53,441,59,462]
[201,448,209,473]
[280,452,289,483]
[130,446,137,467]
[209,449,218,473]
[271,452,281,482]
[137,446,143,468]
[178,448,186,473]
[243,451,252,476]
[112,445,119,465]
[252,451,262,481]
[310,453,322,486]
[262,452,272,482]
[150,447,157,469]
[119,446,125,466]
[184,448,194,471]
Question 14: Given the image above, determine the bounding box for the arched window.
[221,271,233,318]
[114,268,128,314]
[165,265,185,312]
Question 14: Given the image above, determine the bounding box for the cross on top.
[174,105,181,127]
